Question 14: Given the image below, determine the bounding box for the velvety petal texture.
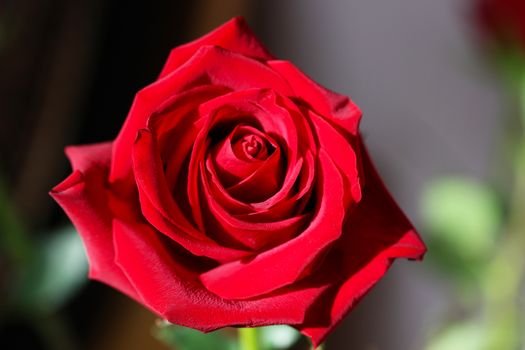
[51,16,426,347]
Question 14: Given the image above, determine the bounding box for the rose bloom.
[51,17,426,346]
[475,0,525,50]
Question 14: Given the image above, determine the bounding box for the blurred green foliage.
[15,226,88,314]
[154,321,239,350]
[154,321,302,350]
[259,325,301,349]
[1,184,88,316]
[0,174,88,349]
[422,177,502,286]
[426,320,484,350]
[422,40,525,348]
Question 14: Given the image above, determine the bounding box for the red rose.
[475,0,525,50]
[50,17,425,346]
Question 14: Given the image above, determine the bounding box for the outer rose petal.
[296,140,426,346]
[268,60,362,136]
[49,142,139,301]
[113,218,335,331]
[111,46,292,181]
[309,108,361,203]
[159,17,273,79]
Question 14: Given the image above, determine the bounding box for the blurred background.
[1,0,523,349]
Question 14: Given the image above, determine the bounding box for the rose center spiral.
[229,125,274,162]
[241,134,263,158]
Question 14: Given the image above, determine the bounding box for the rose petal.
[299,231,425,347]
[187,88,300,229]
[111,46,293,181]
[199,149,346,299]
[49,142,139,300]
[296,140,427,346]
[158,17,273,79]
[308,108,362,203]
[234,151,316,222]
[113,218,334,331]
[145,85,228,199]
[148,85,230,162]
[133,129,252,262]
[199,161,310,250]
[203,152,314,225]
[210,125,277,187]
[225,146,283,202]
[193,89,312,208]
[269,60,362,136]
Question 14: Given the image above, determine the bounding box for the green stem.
[238,328,259,350]
[483,81,525,350]
[519,69,525,127]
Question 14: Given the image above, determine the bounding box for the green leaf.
[154,321,238,350]
[422,177,502,262]
[496,48,525,83]
[426,321,484,350]
[259,325,301,350]
[16,226,88,314]
[422,177,503,290]
[154,323,302,350]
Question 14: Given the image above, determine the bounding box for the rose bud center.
[242,134,263,158]
[208,124,283,202]
[228,125,275,163]
[234,132,272,162]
